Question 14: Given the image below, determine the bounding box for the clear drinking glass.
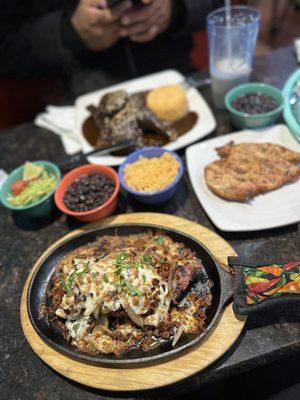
[207,6,260,109]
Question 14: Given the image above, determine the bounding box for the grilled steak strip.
[172,263,201,300]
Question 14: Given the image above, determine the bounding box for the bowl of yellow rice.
[118,147,183,205]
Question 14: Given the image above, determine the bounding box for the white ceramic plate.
[75,69,216,166]
[186,124,300,232]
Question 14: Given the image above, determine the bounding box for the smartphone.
[106,0,141,7]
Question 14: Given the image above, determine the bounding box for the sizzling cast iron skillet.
[27,223,234,367]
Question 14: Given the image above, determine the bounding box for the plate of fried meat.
[186,124,300,232]
[75,70,216,166]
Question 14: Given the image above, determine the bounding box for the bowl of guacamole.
[0,161,61,217]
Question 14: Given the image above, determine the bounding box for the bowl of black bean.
[54,164,119,222]
[225,83,283,129]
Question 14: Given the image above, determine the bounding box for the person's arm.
[0,1,74,78]
[0,0,131,78]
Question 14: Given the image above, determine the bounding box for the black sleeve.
[0,1,75,78]
[169,0,223,36]
[61,11,90,60]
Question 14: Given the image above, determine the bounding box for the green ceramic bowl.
[283,68,300,143]
[225,83,284,129]
[0,161,61,218]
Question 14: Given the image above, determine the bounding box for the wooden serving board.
[20,213,246,392]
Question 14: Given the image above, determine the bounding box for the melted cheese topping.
[56,248,171,347]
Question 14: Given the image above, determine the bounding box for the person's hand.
[71,0,132,52]
[120,0,172,43]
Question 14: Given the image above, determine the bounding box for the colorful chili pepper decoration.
[243,260,300,305]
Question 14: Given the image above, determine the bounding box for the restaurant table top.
[1,46,299,399]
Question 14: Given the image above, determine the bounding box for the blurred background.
[0,0,299,131]
[191,0,300,69]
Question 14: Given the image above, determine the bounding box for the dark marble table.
[0,46,299,400]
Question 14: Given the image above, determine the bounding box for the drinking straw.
[225,0,233,69]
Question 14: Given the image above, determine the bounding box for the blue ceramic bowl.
[118,147,183,205]
[0,161,61,218]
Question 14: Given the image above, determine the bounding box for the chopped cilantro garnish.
[116,251,127,263]
[143,254,152,264]
[153,236,165,245]
[73,323,80,334]
[142,275,146,284]
[61,271,76,294]
[115,252,130,272]
[128,284,141,297]
[78,264,89,279]
[60,278,69,293]
[119,276,126,287]
[67,272,76,287]
[127,337,132,344]
[103,274,108,283]
[135,262,144,269]
[61,260,91,293]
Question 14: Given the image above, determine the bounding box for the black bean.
[63,172,115,212]
[232,92,278,115]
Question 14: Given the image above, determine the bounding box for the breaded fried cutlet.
[204,142,300,202]
[216,141,300,163]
